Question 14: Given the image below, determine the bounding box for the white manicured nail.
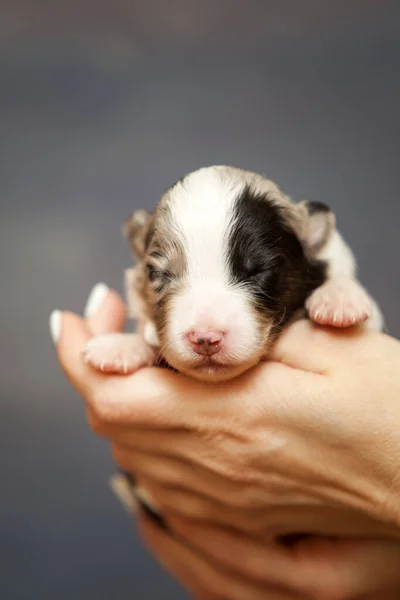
[49,310,62,344]
[135,486,160,512]
[109,474,138,514]
[84,282,109,317]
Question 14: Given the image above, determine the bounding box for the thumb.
[49,285,126,398]
[50,305,203,428]
[50,310,105,399]
[268,319,368,373]
[83,283,126,335]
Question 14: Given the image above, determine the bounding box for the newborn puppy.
[86,165,383,525]
[84,165,383,381]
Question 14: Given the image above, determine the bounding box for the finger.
[131,477,395,544]
[167,516,311,592]
[135,476,277,533]
[112,443,324,514]
[112,445,382,523]
[53,309,152,430]
[169,517,400,599]
[268,318,376,373]
[112,439,260,504]
[53,310,106,398]
[295,536,400,598]
[112,443,398,540]
[84,284,126,336]
[51,286,126,397]
[139,512,301,600]
[134,473,329,537]
[54,310,207,427]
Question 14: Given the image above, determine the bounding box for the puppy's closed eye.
[146,264,159,281]
[146,265,176,298]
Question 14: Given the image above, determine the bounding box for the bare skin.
[50,285,400,599]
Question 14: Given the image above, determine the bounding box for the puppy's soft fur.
[84,165,383,383]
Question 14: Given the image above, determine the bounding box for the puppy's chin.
[165,354,263,383]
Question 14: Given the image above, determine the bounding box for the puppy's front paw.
[82,333,155,374]
[306,278,372,328]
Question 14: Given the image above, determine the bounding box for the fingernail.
[109,474,138,515]
[84,282,109,317]
[135,485,160,512]
[49,310,62,344]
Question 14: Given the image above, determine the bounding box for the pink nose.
[188,330,224,356]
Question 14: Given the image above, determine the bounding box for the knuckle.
[196,432,259,486]
[201,452,246,484]
[220,465,243,484]
[219,461,256,486]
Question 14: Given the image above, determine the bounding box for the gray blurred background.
[1,1,400,598]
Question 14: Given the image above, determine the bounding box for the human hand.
[136,509,400,600]
[51,285,400,538]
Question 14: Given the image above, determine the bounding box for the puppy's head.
[125,166,333,382]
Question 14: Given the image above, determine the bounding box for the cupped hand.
[51,285,400,538]
[138,509,400,600]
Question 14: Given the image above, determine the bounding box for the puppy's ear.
[297,200,336,254]
[122,209,153,258]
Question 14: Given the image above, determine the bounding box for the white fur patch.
[317,230,356,279]
[164,168,264,369]
[144,321,160,347]
[170,167,244,288]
